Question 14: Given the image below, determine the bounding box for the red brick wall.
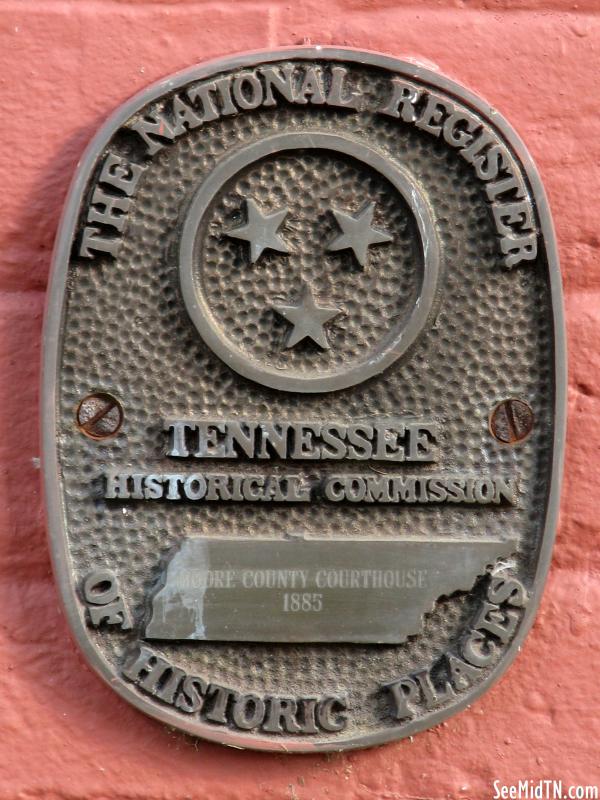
[1,2,599,798]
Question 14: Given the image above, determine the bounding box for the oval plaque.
[42,48,566,751]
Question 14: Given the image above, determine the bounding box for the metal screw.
[76,393,123,440]
[490,399,534,445]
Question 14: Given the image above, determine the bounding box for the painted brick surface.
[0,1,598,798]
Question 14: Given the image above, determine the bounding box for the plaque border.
[41,46,567,753]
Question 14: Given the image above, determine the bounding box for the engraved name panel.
[145,536,517,643]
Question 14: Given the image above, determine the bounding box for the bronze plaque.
[42,48,565,751]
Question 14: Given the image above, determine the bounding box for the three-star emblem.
[224,197,392,351]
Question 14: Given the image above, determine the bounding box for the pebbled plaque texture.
[43,48,565,751]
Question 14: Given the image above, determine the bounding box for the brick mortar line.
[3,0,600,13]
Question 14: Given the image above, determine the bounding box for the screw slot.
[76,393,123,440]
[489,398,534,445]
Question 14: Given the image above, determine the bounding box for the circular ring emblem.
[180,132,440,393]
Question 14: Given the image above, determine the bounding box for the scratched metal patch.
[42,48,565,751]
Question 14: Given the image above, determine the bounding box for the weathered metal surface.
[42,48,565,752]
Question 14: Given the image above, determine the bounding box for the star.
[327,201,393,267]
[225,197,290,263]
[271,284,342,350]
